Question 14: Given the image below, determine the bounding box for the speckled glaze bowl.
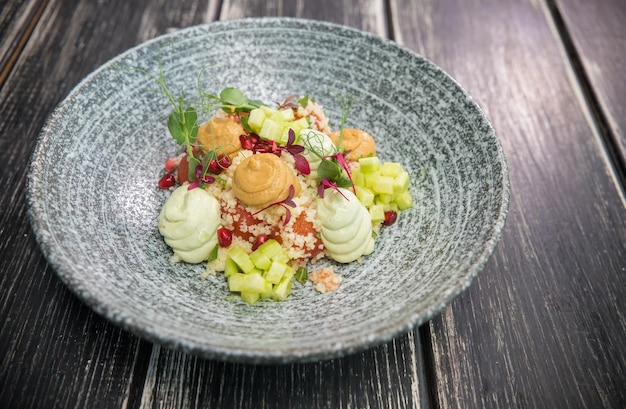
[27,18,509,363]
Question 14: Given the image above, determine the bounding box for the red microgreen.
[242,129,310,175]
[276,94,299,110]
[251,185,297,225]
[317,179,350,200]
[316,152,354,198]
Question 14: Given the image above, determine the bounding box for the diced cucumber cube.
[377,194,394,204]
[393,171,410,193]
[395,191,413,210]
[291,118,309,137]
[279,127,292,145]
[255,239,283,260]
[273,251,290,264]
[356,186,375,207]
[250,250,272,271]
[352,168,366,187]
[260,106,275,115]
[282,265,295,281]
[240,291,260,304]
[373,175,395,195]
[359,156,381,173]
[247,108,266,133]
[369,204,385,223]
[259,118,283,141]
[228,272,267,293]
[279,108,295,121]
[224,257,240,277]
[271,277,293,301]
[364,171,380,188]
[383,202,399,213]
[265,260,288,284]
[227,246,255,273]
[380,162,403,177]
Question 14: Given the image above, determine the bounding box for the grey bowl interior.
[27,18,509,363]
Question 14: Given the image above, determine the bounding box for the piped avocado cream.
[158,185,221,263]
[317,187,375,263]
[299,129,337,173]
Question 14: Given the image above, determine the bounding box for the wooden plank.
[391,0,626,407]
[140,337,425,409]
[0,0,48,85]
[135,1,429,409]
[554,0,626,169]
[0,0,214,408]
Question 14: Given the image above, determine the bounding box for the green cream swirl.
[299,129,337,174]
[317,187,375,263]
[158,185,220,263]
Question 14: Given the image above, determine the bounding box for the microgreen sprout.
[245,129,310,175]
[198,86,265,133]
[251,185,298,225]
[335,94,354,150]
[314,94,355,198]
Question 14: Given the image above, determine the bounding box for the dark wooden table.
[2,0,625,408]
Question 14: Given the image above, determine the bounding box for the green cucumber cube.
[290,118,310,138]
[265,260,288,284]
[356,186,375,206]
[359,156,381,173]
[227,246,255,273]
[369,204,385,223]
[271,277,293,301]
[273,251,290,264]
[373,175,395,195]
[383,201,399,213]
[377,193,394,204]
[395,191,413,210]
[255,239,283,260]
[228,272,267,293]
[279,108,295,121]
[278,127,292,145]
[224,257,240,277]
[364,171,380,188]
[352,168,366,187]
[380,162,403,177]
[260,106,275,116]
[247,108,266,133]
[259,118,283,141]
[240,291,260,304]
[250,250,272,271]
[393,171,410,193]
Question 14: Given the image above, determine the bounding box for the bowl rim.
[27,17,510,363]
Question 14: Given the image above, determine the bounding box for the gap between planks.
[544,0,626,201]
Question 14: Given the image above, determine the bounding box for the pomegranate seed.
[165,157,180,172]
[158,174,176,189]
[252,234,269,251]
[217,227,233,247]
[207,158,222,175]
[240,134,258,150]
[218,154,231,169]
[383,211,398,226]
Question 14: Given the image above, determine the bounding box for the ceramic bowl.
[28,18,509,363]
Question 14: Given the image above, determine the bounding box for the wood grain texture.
[0,0,48,85]
[554,0,626,169]
[0,0,211,408]
[139,335,425,409]
[135,1,428,409]
[391,0,626,407]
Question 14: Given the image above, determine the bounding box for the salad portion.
[156,87,413,304]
